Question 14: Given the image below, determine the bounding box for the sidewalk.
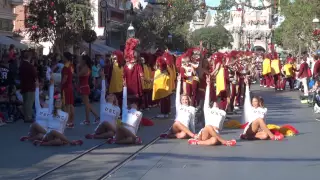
[107,87,320,180]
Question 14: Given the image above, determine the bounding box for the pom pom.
[223,120,242,129]
[54,94,61,99]
[141,117,154,126]
[267,124,280,130]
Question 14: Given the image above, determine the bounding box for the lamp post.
[100,0,110,46]
[313,17,320,29]
[168,34,172,43]
[127,23,135,38]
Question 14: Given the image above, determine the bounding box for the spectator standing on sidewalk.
[298,57,310,97]
[19,50,37,123]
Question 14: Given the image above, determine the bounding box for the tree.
[26,0,93,53]
[275,0,320,53]
[133,0,200,50]
[214,0,233,26]
[190,26,233,51]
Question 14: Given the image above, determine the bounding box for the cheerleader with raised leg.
[108,78,143,144]
[160,75,196,139]
[188,75,237,146]
[240,77,284,141]
[85,69,120,139]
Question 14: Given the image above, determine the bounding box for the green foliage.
[190,26,233,50]
[276,0,320,52]
[134,0,199,50]
[26,0,93,52]
[214,0,232,26]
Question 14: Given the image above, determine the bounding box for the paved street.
[1,86,319,180]
[108,87,320,180]
[0,102,173,180]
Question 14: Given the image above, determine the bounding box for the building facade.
[225,0,273,51]
[92,0,128,50]
[0,0,23,36]
[190,0,273,52]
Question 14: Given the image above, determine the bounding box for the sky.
[206,0,221,7]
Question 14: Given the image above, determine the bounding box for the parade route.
[0,103,173,180]
[107,86,320,180]
[1,85,319,180]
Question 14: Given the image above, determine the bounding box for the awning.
[82,42,116,55]
[0,36,28,49]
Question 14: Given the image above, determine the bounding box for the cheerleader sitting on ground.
[188,75,237,146]
[240,77,284,141]
[85,69,120,139]
[160,75,196,139]
[20,77,83,146]
[107,78,142,144]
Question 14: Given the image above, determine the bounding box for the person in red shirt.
[298,57,310,96]
[313,55,320,78]
[61,52,75,128]
[19,50,37,123]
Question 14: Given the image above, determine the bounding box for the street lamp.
[313,17,320,29]
[127,23,135,38]
[168,34,172,43]
[100,0,110,45]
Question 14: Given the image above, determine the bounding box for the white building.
[190,0,273,52]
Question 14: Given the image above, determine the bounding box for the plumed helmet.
[156,56,167,71]
[124,38,140,63]
[112,50,124,65]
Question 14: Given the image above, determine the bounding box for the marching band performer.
[190,48,202,106]
[180,51,196,105]
[85,69,120,139]
[240,77,284,141]
[153,56,171,118]
[20,77,83,146]
[281,59,295,90]
[211,52,228,110]
[108,50,124,116]
[160,74,196,139]
[108,78,143,144]
[271,53,281,91]
[123,38,144,107]
[188,75,237,146]
[262,54,272,88]
[140,53,153,110]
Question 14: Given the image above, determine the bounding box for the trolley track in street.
[31,118,171,180]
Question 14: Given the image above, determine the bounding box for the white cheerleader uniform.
[35,85,54,131]
[121,86,142,135]
[175,80,196,133]
[99,79,120,129]
[243,85,267,134]
[35,85,68,134]
[203,84,226,134]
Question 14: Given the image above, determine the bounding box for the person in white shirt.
[85,69,120,139]
[20,77,83,146]
[160,75,196,139]
[240,77,284,141]
[107,78,143,144]
[188,75,236,146]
